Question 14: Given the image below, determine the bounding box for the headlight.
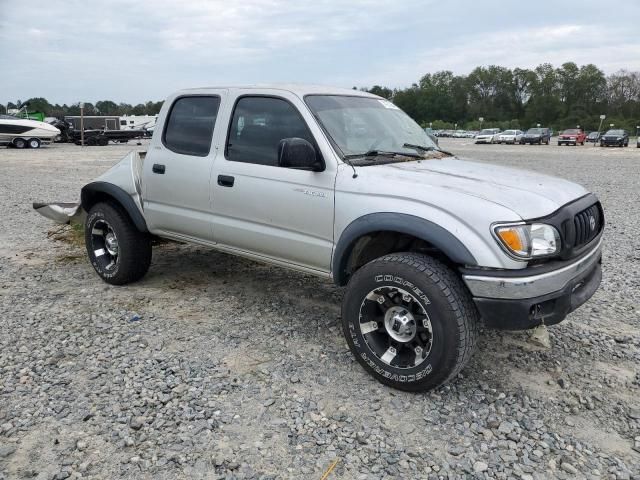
[494,223,561,259]
[617,137,622,140]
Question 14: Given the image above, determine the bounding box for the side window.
[226,96,314,166]
[163,96,220,157]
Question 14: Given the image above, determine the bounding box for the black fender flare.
[332,213,477,286]
[81,181,148,232]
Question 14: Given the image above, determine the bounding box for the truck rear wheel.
[342,253,478,392]
[13,138,27,149]
[85,202,151,285]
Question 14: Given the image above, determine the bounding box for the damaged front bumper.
[462,238,603,330]
[32,202,85,224]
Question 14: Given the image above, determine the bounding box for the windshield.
[526,128,542,134]
[605,129,624,135]
[503,130,516,135]
[479,129,497,134]
[304,95,438,158]
[563,129,580,134]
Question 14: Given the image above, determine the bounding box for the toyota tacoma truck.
[34,86,604,392]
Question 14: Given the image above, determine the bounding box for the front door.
[143,92,226,241]
[211,93,336,273]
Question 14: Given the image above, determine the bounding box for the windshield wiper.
[343,150,395,159]
[344,150,421,160]
[403,142,453,157]
[402,143,436,153]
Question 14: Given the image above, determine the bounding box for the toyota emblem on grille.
[589,216,596,231]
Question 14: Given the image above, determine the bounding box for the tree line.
[364,63,640,132]
[5,98,164,118]
[6,62,640,133]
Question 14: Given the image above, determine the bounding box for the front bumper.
[462,239,602,330]
[601,139,625,146]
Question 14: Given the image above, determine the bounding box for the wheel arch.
[81,181,148,233]
[332,213,477,286]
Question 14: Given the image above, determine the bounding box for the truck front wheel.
[342,253,478,392]
[85,202,151,285]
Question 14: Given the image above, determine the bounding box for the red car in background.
[558,128,586,146]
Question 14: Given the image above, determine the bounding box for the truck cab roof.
[176,84,379,98]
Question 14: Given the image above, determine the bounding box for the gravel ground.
[0,139,639,480]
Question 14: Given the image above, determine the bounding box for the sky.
[1,0,639,105]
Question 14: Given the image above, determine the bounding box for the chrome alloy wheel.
[358,286,433,369]
[90,219,119,271]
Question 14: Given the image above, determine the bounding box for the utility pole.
[597,114,605,134]
[80,103,85,147]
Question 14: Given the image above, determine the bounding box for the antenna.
[344,158,358,178]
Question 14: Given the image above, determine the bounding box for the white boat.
[0,114,61,148]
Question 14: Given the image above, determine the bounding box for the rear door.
[210,92,337,273]
[143,91,226,241]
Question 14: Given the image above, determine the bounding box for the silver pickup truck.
[34,85,604,392]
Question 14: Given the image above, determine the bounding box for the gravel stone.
[0,446,17,458]
[561,461,579,474]
[473,461,488,472]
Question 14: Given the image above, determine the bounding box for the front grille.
[573,204,602,248]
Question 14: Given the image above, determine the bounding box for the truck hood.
[370,157,589,219]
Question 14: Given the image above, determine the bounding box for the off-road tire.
[342,253,479,392]
[85,202,151,285]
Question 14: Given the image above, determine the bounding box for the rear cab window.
[163,96,221,156]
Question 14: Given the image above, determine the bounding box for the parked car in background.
[452,130,467,138]
[558,129,586,146]
[520,127,551,145]
[465,131,478,138]
[496,129,523,144]
[600,129,629,147]
[475,128,501,144]
[586,131,601,143]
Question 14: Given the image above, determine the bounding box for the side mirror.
[278,138,323,171]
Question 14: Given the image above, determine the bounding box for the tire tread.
[86,201,151,285]
[348,252,479,390]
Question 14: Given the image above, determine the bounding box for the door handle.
[217,175,235,187]
[152,164,165,174]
